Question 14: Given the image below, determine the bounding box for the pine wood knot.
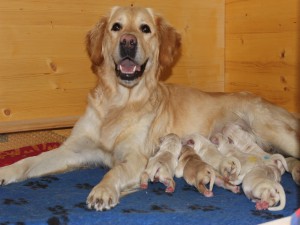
[3,109,11,116]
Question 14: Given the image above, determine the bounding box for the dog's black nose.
[120,34,137,58]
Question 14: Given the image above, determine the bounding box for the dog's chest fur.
[91,90,157,152]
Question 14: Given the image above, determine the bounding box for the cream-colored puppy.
[212,133,288,185]
[242,164,286,211]
[175,144,215,197]
[221,124,289,175]
[175,138,240,193]
[183,133,241,182]
[140,133,182,193]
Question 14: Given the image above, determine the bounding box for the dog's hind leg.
[249,99,299,158]
[248,99,300,184]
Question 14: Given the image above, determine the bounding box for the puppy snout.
[120,34,137,58]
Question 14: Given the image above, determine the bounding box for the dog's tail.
[268,183,286,211]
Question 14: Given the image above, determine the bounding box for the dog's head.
[86,6,181,88]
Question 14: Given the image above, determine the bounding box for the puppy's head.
[86,6,181,88]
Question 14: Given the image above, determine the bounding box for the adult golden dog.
[0,6,299,211]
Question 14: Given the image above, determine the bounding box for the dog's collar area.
[115,58,148,81]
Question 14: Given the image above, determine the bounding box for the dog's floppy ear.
[156,16,181,69]
[86,17,108,66]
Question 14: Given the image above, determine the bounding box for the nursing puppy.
[212,133,288,185]
[221,125,289,175]
[0,6,299,211]
[183,133,242,182]
[175,139,240,193]
[175,144,215,197]
[140,133,182,192]
[242,164,286,211]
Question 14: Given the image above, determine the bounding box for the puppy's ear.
[156,16,181,69]
[86,17,108,66]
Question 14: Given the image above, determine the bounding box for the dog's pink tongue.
[119,59,140,74]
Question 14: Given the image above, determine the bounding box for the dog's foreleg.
[0,135,108,185]
[87,152,148,211]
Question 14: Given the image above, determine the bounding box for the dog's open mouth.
[115,58,148,81]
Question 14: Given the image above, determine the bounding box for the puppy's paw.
[87,185,119,211]
[203,190,214,197]
[255,201,269,210]
[140,172,149,189]
[220,157,241,181]
[230,185,240,194]
[163,178,175,193]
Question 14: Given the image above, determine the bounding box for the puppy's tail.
[268,183,286,211]
[208,168,216,192]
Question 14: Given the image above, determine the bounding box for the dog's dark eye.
[140,24,151,33]
[111,23,122,31]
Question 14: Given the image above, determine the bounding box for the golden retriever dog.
[0,6,299,211]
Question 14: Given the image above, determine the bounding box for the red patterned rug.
[0,142,61,167]
[0,129,70,168]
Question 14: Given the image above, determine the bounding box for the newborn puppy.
[242,164,286,211]
[212,133,288,185]
[216,127,289,172]
[182,133,241,183]
[175,144,215,197]
[140,133,182,193]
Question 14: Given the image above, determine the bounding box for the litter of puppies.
[140,123,293,211]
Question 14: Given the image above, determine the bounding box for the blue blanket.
[0,167,299,225]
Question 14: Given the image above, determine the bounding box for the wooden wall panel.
[225,0,300,115]
[0,0,224,133]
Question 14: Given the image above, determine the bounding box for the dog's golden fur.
[0,6,299,211]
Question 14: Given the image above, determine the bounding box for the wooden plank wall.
[0,0,224,133]
[225,0,300,115]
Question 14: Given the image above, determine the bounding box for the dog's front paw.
[87,185,120,211]
[0,165,23,186]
